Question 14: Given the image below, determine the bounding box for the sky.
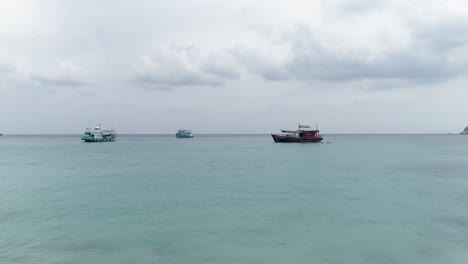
[1,0,468,134]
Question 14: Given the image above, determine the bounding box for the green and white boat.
[176,129,193,138]
[81,125,116,142]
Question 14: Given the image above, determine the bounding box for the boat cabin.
[281,129,321,140]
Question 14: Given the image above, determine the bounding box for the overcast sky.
[1,0,468,134]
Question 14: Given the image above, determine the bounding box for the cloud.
[230,46,290,81]
[335,0,386,13]
[30,61,88,86]
[3,0,468,134]
[285,26,462,82]
[130,44,240,89]
[415,19,468,51]
[233,16,468,85]
[235,57,289,81]
[201,56,240,80]
[0,61,15,74]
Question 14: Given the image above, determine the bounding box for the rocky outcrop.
[461,126,468,134]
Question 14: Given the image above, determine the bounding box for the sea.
[1,134,468,264]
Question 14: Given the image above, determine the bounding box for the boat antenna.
[316,123,318,130]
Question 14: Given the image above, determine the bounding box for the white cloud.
[30,61,88,86]
[131,44,239,89]
[0,61,15,74]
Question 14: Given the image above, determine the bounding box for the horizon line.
[0,133,462,136]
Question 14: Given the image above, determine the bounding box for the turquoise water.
[1,134,468,263]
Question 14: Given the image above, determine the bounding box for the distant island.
[461,126,468,134]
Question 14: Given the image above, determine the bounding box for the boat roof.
[281,129,319,133]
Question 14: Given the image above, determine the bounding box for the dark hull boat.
[271,124,323,143]
[272,134,323,143]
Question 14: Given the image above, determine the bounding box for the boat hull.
[82,138,115,142]
[176,135,193,138]
[271,134,323,143]
[81,135,115,142]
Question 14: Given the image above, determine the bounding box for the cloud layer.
[233,18,468,84]
[1,0,468,133]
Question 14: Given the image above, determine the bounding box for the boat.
[81,125,117,142]
[176,129,193,138]
[271,124,323,143]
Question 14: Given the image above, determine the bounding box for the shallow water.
[1,134,468,263]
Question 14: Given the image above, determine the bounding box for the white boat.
[176,129,193,138]
[81,125,117,142]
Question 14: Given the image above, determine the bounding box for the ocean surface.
[1,134,468,264]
